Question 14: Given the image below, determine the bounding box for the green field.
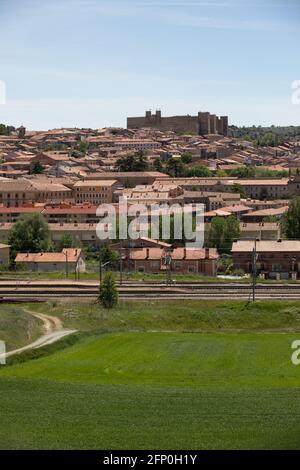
[1,300,300,449]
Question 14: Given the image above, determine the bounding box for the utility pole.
[252,238,258,302]
[99,248,102,284]
[65,251,68,278]
[164,249,172,286]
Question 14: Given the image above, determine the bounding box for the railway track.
[1,280,300,300]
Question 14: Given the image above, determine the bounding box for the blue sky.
[0,0,299,129]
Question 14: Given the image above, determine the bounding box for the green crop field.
[1,300,300,449]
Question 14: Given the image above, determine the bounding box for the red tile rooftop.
[15,248,82,264]
[244,206,289,217]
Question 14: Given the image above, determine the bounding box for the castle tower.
[209,114,217,134]
[18,125,26,139]
[198,112,211,135]
[220,116,228,136]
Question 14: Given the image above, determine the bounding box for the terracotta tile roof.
[232,240,300,252]
[0,205,45,214]
[43,204,98,215]
[240,222,280,231]
[15,248,82,264]
[128,247,219,260]
[74,180,118,187]
[237,178,289,186]
[244,206,288,217]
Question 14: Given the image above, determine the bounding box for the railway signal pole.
[252,238,258,302]
[99,249,102,284]
[164,249,172,286]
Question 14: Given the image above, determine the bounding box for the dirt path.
[0,309,77,360]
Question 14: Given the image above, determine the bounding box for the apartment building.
[31,180,74,204]
[112,139,162,150]
[232,240,300,280]
[156,176,299,199]
[49,223,99,248]
[241,206,288,222]
[183,191,241,211]
[0,179,37,207]
[239,222,281,240]
[0,204,45,223]
[84,171,167,186]
[236,179,290,199]
[122,247,219,276]
[0,178,73,207]
[73,180,119,205]
[43,204,99,224]
[117,183,184,205]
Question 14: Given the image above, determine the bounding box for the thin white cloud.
[42,1,297,32]
[153,8,297,32]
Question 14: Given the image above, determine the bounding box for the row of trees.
[165,158,289,180]
[117,151,148,172]
[0,124,15,135]
[228,125,300,146]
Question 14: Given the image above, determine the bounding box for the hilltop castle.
[127,110,228,136]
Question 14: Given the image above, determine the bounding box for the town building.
[239,222,281,240]
[122,246,219,276]
[84,171,167,186]
[15,248,85,273]
[0,243,10,266]
[73,180,119,205]
[232,240,300,279]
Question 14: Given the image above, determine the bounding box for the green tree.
[30,162,44,174]
[166,157,184,177]
[59,233,74,250]
[9,213,51,259]
[232,183,246,198]
[98,272,118,309]
[283,197,300,239]
[153,157,162,171]
[99,246,120,270]
[181,152,192,164]
[230,166,255,178]
[0,124,15,135]
[79,140,89,154]
[117,151,148,172]
[207,216,240,254]
[216,169,228,177]
[184,165,212,177]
